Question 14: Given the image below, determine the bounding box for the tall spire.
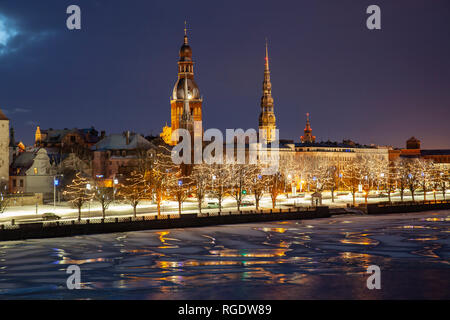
[258,39,276,143]
[301,112,316,144]
[184,20,188,45]
[305,113,311,130]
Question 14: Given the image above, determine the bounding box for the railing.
[375,199,449,207]
[0,206,326,231]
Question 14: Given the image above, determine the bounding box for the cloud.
[0,13,52,57]
[2,107,32,115]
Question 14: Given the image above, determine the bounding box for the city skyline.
[0,0,449,148]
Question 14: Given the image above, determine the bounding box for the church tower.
[258,41,277,143]
[300,113,316,143]
[0,107,10,187]
[169,23,203,145]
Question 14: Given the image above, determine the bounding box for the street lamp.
[113,178,119,202]
[86,183,92,214]
[53,174,63,212]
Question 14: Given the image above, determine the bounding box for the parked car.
[241,200,254,207]
[42,212,61,221]
[207,202,219,209]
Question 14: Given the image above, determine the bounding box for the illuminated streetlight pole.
[86,183,92,215]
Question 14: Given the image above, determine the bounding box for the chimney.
[126,131,130,145]
[100,131,105,139]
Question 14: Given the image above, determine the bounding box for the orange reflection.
[340,233,379,246]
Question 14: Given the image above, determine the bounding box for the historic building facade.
[34,126,104,160]
[9,148,56,195]
[258,42,277,144]
[389,136,450,170]
[0,108,10,186]
[92,131,154,182]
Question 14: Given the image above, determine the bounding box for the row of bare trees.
[277,154,449,206]
[62,145,289,219]
[62,145,449,219]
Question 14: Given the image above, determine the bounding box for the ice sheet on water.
[0,210,449,299]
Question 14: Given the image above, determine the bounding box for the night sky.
[0,0,449,148]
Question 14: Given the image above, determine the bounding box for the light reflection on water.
[0,210,449,299]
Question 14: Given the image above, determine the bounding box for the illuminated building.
[92,131,154,181]
[9,148,56,195]
[258,41,277,143]
[34,126,104,157]
[389,137,450,170]
[166,24,203,145]
[0,107,10,187]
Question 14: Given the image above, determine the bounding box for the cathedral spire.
[305,112,311,130]
[258,39,276,143]
[301,112,316,144]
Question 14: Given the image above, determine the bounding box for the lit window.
[34,168,38,174]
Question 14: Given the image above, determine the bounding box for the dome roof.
[179,44,192,61]
[172,78,200,100]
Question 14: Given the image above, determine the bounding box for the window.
[20,180,24,187]
[34,168,38,174]
[13,180,16,188]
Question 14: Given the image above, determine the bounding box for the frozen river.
[1,210,449,299]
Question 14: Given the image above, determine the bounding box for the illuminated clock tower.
[169,24,203,145]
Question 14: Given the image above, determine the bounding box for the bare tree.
[405,159,420,202]
[432,167,449,201]
[268,171,284,209]
[394,158,410,202]
[229,164,253,211]
[208,163,232,213]
[416,158,434,201]
[151,145,176,216]
[384,164,397,203]
[191,163,210,214]
[167,165,191,215]
[342,156,365,206]
[93,185,114,218]
[63,172,94,221]
[324,165,339,203]
[248,167,268,211]
[117,171,147,218]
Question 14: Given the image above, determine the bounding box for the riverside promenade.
[0,206,331,241]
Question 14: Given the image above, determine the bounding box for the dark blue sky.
[0,0,449,148]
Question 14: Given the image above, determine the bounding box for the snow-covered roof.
[94,133,153,151]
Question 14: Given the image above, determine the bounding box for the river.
[0,210,449,299]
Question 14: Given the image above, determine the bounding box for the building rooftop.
[0,108,9,121]
[421,149,450,156]
[94,133,153,151]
